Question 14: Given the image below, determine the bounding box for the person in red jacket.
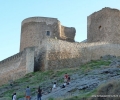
[64,73,68,82]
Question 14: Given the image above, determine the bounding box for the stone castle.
[1,7,120,85]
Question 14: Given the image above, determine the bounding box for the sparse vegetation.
[79,60,111,73]
[0,68,78,99]
[0,59,112,99]
[48,97,55,100]
[63,89,97,100]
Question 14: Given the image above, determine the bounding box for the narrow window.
[46,31,50,36]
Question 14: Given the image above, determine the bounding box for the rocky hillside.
[0,55,120,100]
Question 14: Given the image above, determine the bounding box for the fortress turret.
[20,17,76,51]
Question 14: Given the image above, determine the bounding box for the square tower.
[87,7,120,44]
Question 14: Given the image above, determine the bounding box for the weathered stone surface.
[0,51,25,85]
[87,7,120,44]
[2,8,120,86]
[0,47,35,86]
[20,17,75,51]
[43,39,120,70]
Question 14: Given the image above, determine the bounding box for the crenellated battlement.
[0,51,24,65]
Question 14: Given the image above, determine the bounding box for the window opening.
[46,31,50,36]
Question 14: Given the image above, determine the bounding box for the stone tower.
[87,7,120,44]
[20,17,76,51]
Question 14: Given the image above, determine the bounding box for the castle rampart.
[0,51,26,85]
[41,38,120,70]
[0,47,35,85]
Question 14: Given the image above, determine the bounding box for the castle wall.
[0,51,26,85]
[43,39,120,70]
[87,7,120,44]
[0,48,35,86]
[34,39,48,71]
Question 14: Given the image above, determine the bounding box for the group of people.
[12,86,42,100]
[12,73,71,100]
[52,73,71,90]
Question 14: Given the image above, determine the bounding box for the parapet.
[0,51,24,65]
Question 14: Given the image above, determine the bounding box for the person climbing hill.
[25,86,31,100]
[64,73,68,82]
[37,86,42,100]
[12,93,16,100]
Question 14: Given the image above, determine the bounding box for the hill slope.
[0,55,120,100]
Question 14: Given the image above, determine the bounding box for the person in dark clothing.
[37,86,42,100]
[61,82,67,88]
[67,75,70,85]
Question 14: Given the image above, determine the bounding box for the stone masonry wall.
[0,47,35,86]
[87,7,120,43]
[34,39,48,71]
[60,25,75,42]
[20,17,60,51]
[0,51,26,85]
[26,47,35,73]
[1,38,120,85]
[43,39,120,70]
[20,17,75,51]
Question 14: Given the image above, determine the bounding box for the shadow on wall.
[34,51,46,71]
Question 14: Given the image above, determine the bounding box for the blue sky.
[0,0,120,61]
